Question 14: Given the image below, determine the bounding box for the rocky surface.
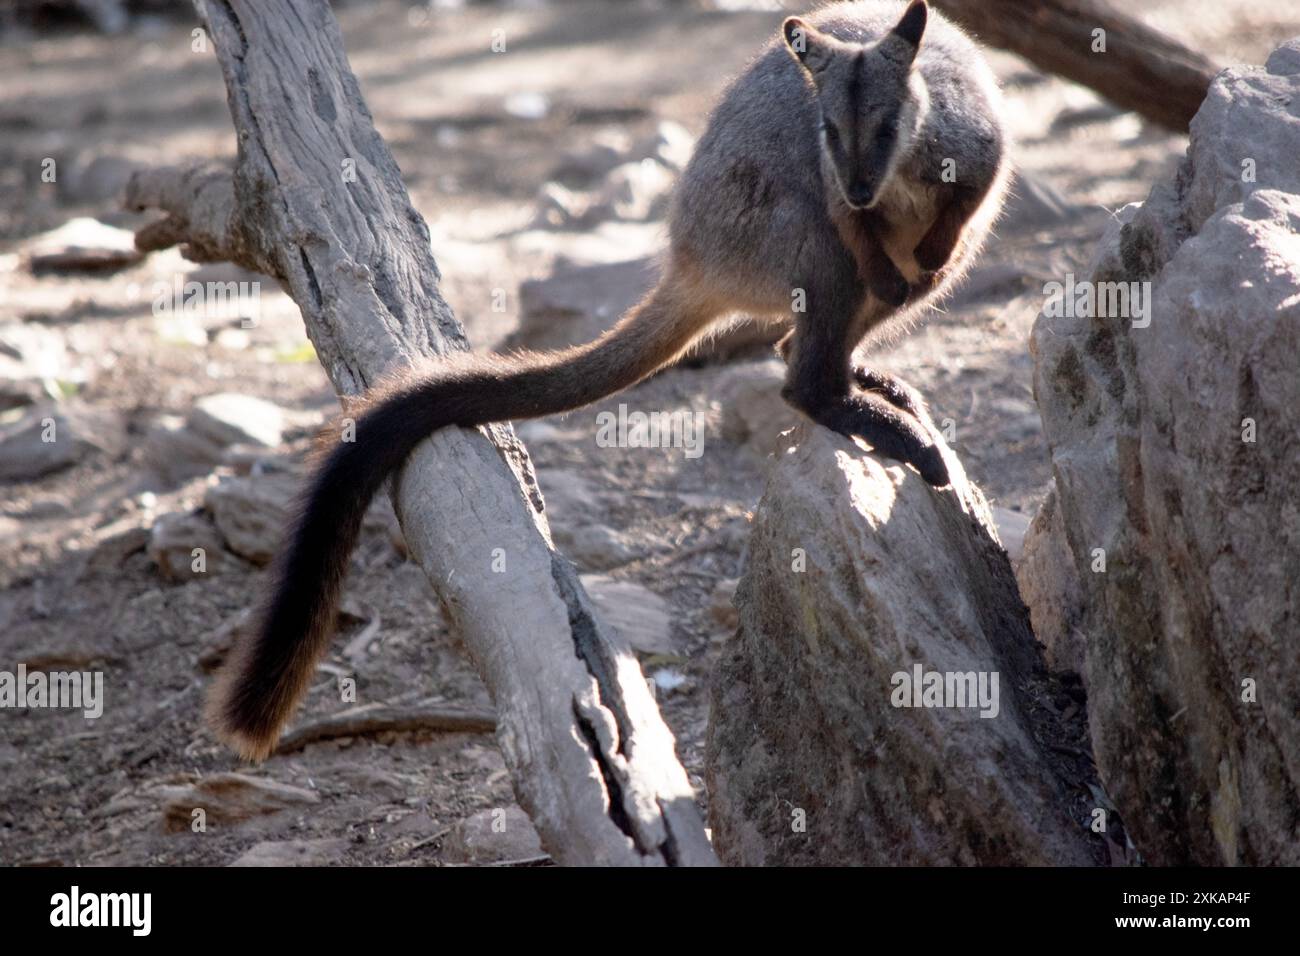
[229,837,349,867]
[706,426,1098,866]
[1024,40,1300,864]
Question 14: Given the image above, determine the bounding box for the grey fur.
[669,0,1009,484]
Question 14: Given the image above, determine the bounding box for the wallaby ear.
[882,0,927,65]
[783,17,837,76]
[893,0,928,47]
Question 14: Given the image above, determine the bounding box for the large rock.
[1024,42,1300,865]
[706,425,1095,866]
[506,257,783,363]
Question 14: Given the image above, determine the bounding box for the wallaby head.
[783,0,931,210]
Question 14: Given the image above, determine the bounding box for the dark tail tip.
[205,683,279,763]
[202,376,436,760]
[203,421,387,762]
[204,622,312,762]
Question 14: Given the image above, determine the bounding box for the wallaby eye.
[822,123,841,147]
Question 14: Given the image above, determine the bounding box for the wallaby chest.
[869,174,942,283]
[830,171,942,294]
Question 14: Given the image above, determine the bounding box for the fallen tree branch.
[933,0,1221,131]
[126,0,714,867]
[273,703,497,755]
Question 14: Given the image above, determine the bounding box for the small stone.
[1001,169,1081,232]
[443,806,543,864]
[229,838,347,867]
[1014,488,1085,679]
[580,574,675,655]
[600,158,675,222]
[633,120,695,172]
[188,393,286,449]
[567,523,637,571]
[1265,38,1300,76]
[509,258,778,362]
[715,359,799,456]
[0,402,125,481]
[652,668,689,693]
[197,608,253,672]
[148,511,225,581]
[155,773,320,832]
[204,474,297,565]
[504,92,549,120]
[990,506,1031,562]
[25,217,142,274]
[87,521,150,573]
[143,414,225,484]
[0,323,82,411]
[538,468,607,537]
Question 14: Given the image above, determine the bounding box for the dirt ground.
[1,0,1296,866]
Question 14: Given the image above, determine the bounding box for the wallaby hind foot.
[782,383,949,487]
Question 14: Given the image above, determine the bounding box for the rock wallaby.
[210,0,1010,759]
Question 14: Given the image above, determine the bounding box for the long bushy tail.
[207,279,712,760]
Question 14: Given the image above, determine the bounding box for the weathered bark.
[933,0,1221,131]
[126,0,714,866]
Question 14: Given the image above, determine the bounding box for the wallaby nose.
[846,183,876,207]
